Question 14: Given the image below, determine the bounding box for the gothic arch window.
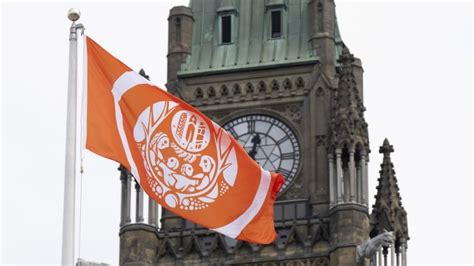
[257,81,267,92]
[194,87,203,99]
[341,143,350,200]
[341,144,350,170]
[316,87,324,97]
[207,86,216,98]
[232,84,241,95]
[354,143,366,204]
[220,85,229,96]
[270,80,279,91]
[283,78,292,90]
[295,77,305,89]
[245,82,254,94]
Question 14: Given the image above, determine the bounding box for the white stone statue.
[356,230,395,265]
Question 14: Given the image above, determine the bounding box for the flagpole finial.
[67,8,81,22]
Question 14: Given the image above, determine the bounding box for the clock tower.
[118,1,409,265]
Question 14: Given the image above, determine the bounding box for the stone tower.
[117,1,409,265]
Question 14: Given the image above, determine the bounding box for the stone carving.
[295,77,305,89]
[207,86,216,98]
[281,172,303,200]
[272,104,303,125]
[189,78,308,106]
[204,110,233,123]
[283,78,292,90]
[194,87,203,99]
[271,80,279,91]
[329,46,369,150]
[258,80,267,92]
[232,84,241,95]
[356,231,394,265]
[220,85,229,97]
[316,87,324,97]
[312,257,329,266]
[245,82,254,94]
[315,135,326,147]
[154,220,332,264]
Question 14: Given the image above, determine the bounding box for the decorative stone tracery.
[328,46,369,207]
[188,77,308,106]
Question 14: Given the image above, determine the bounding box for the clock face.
[223,114,301,193]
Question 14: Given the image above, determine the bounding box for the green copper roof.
[179,0,318,75]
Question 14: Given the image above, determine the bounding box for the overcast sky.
[1,1,472,265]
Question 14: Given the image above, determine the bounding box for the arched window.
[232,84,241,95]
[220,85,229,96]
[271,80,279,91]
[245,83,254,94]
[257,81,267,92]
[283,78,292,90]
[194,87,203,99]
[207,87,216,98]
[295,77,305,89]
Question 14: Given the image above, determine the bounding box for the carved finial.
[338,44,354,67]
[379,138,394,158]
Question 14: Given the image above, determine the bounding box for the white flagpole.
[62,8,83,265]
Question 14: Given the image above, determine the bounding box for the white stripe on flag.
[212,169,271,238]
[111,71,150,184]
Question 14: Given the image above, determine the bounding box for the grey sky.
[1,1,472,265]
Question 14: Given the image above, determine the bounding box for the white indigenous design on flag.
[85,36,284,244]
[133,101,238,210]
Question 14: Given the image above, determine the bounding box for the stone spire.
[329,45,369,150]
[370,139,409,242]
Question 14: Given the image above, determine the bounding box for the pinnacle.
[329,44,368,149]
[342,45,350,55]
[379,138,394,156]
[338,44,354,67]
[370,140,408,240]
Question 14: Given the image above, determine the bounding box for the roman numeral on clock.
[227,127,238,138]
[280,153,294,160]
[276,136,289,145]
[278,168,291,177]
[247,120,256,133]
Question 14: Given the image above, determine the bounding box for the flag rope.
[80,27,87,175]
[78,30,86,261]
[78,168,84,259]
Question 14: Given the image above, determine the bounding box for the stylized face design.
[199,155,214,173]
[167,157,179,170]
[181,163,194,176]
[157,134,169,149]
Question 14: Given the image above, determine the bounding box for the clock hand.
[248,133,261,160]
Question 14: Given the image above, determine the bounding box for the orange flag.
[84,36,284,244]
